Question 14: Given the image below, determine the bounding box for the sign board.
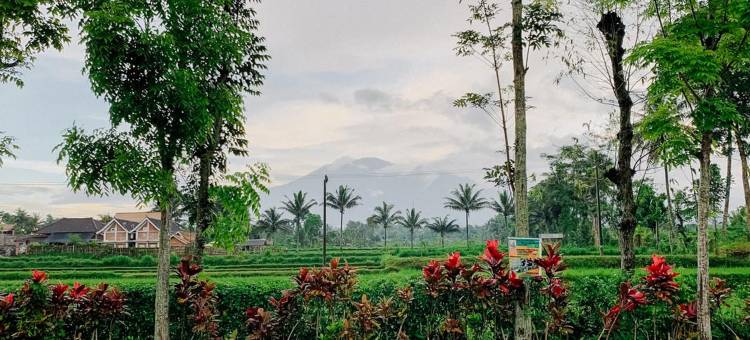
[508,237,542,277]
[539,233,563,239]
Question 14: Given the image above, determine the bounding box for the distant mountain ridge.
[261,157,496,226]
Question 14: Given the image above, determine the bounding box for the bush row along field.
[1,267,745,339]
[1,252,749,270]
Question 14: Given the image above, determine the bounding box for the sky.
[0,0,743,219]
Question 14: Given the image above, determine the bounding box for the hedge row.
[36,271,747,339]
[384,254,750,270]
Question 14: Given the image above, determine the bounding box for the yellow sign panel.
[508,237,542,277]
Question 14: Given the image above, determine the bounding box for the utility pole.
[594,152,603,256]
[323,174,328,266]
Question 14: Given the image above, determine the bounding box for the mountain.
[261,157,496,226]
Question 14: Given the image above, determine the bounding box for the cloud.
[4,0,744,217]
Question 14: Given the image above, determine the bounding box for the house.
[15,234,47,254]
[239,239,273,252]
[34,218,104,244]
[98,212,193,249]
[0,223,15,256]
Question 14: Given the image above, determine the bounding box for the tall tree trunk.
[384,226,387,249]
[441,232,444,248]
[696,133,712,339]
[502,214,508,240]
[665,165,677,253]
[194,145,211,258]
[736,131,750,239]
[297,220,302,248]
[154,201,173,340]
[512,0,528,238]
[722,132,732,236]
[410,228,414,248]
[598,12,636,273]
[510,1,532,338]
[340,212,344,251]
[465,211,470,248]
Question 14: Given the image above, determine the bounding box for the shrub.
[0,270,128,338]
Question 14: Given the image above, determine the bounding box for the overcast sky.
[0,0,742,218]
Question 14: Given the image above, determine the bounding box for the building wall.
[135,222,159,247]
[170,237,187,249]
[103,224,128,243]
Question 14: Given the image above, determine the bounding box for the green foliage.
[0,208,41,235]
[0,0,70,86]
[369,201,402,248]
[282,191,317,246]
[426,216,460,247]
[254,207,290,239]
[209,164,270,250]
[0,132,18,167]
[529,141,616,245]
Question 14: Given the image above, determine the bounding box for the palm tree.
[326,185,362,250]
[444,183,488,247]
[490,191,514,238]
[281,191,317,247]
[369,202,401,249]
[398,208,427,248]
[255,208,291,240]
[427,216,460,247]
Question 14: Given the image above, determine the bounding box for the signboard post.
[508,237,542,277]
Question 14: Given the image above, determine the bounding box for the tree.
[444,183,488,247]
[0,0,69,86]
[0,209,40,235]
[302,214,322,247]
[326,185,362,250]
[427,216,460,247]
[631,1,750,336]
[721,132,733,235]
[560,0,655,271]
[56,0,236,337]
[0,132,18,167]
[512,0,563,249]
[207,167,270,250]
[454,1,514,194]
[727,66,750,238]
[456,1,563,250]
[369,202,401,249]
[190,0,269,258]
[526,142,616,245]
[597,11,637,273]
[634,180,668,247]
[398,208,427,248]
[281,191,317,247]
[490,191,514,239]
[255,208,291,240]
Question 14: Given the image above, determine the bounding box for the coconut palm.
[255,208,291,240]
[427,216,460,247]
[281,191,317,247]
[444,183,488,247]
[369,202,401,249]
[326,185,362,250]
[490,191,514,238]
[398,208,427,248]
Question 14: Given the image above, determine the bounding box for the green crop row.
[383,254,750,270]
